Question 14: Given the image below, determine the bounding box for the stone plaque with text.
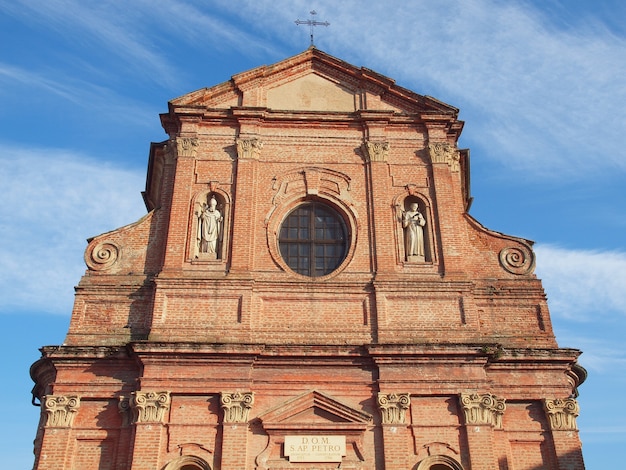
[284,435,346,462]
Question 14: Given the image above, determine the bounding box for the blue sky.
[1,1,624,467]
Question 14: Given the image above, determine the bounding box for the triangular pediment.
[258,390,372,426]
[169,48,457,115]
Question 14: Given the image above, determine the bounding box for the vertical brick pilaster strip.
[543,398,585,470]
[34,395,80,470]
[427,141,466,277]
[161,137,197,272]
[378,393,411,469]
[459,393,504,470]
[128,391,171,470]
[219,392,254,469]
[230,137,262,274]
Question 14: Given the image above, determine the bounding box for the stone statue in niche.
[196,195,222,258]
[402,201,426,262]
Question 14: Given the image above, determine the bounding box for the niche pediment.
[259,390,372,429]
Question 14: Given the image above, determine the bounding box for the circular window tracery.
[278,202,348,277]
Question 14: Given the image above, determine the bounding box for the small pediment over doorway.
[255,390,373,469]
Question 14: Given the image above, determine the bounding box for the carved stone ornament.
[118,396,131,427]
[130,391,171,424]
[235,138,263,160]
[428,142,460,172]
[43,395,80,428]
[85,240,120,271]
[220,391,254,423]
[176,137,199,157]
[460,393,506,428]
[377,393,410,424]
[362,140,389,163]
[499,246,535,275]
[543,398,580,431]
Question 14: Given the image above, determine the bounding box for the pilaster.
[378,393,411,469]
[459,393,505,470]
[220,392,254,469]
[129,391,171,470]
[34,395,81,470]
[543,398,585,470]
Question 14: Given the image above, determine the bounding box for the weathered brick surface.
[30,49,585,469]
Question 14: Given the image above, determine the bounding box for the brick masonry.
[30,49,586,470]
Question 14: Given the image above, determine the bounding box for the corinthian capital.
[176,137,199,157]
[130,391,171,424]
[377,393,410,424]
[362,140,389,163]
[43,395,80,428]
[220,392,254,423]
[236,138,263,160]
[428,142,460,172]
[460,393,506,428]
[543,398,580,431]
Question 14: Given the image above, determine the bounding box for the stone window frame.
[267,194,358,281]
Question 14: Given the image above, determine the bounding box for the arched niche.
[162,455,211,470]
[189,189,231,263]
[414,454,464,470]
[394,192,434,264]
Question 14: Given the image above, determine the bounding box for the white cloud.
[534,244,626,321]
[0,144,146,315]
[212,0,626,179]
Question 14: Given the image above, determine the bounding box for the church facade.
[30,49,586,470]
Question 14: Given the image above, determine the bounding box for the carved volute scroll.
[85,241,120,271]
[428,142,460,172]
[543,398,580,431]
[377,393,410,424]
[236,138,263,160]
[177,137,199,158]
[460,393,506,428]
[362,140,389,163]
[130,391,171,424]
[499,246,535,275]
[43,395,80,428]
[118,396,131,427]
[220,392,254,423]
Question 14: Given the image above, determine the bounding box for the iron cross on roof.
[295,10,330,47]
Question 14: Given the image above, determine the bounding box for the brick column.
[34,395,80,470]
[129,391,171,470]
[543,398,585,470]
[459,393,506,470]
[378,393,411,469]
[219,392,254,469]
